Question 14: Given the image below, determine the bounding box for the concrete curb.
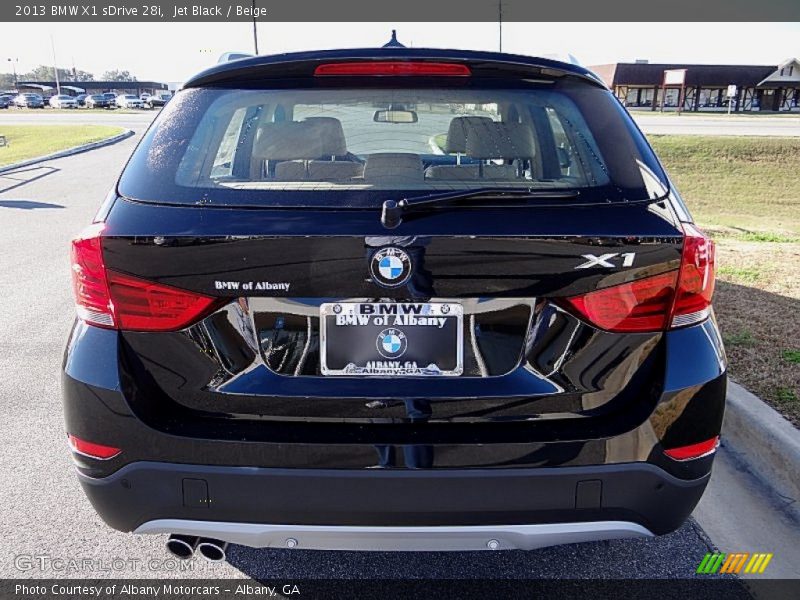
[0,128,134,175]
[723,380,800,511]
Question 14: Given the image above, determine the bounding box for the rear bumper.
[78,461,709,542]
[136,519,653,552]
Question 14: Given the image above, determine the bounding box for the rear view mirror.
[374,109,418,124]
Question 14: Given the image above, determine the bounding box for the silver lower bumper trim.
[134,519,654,552]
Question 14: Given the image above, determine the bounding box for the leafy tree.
[16,64,94,82]
[0,73,15,89]
[72,69,95,81]
[101,69,137,82]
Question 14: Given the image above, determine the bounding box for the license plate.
[320,302,463,376]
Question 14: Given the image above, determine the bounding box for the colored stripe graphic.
[696,553,713,574]
[744,553,774,574]
[697,553,725,574]
[734,553,750,573]
[720,553,749,573]
[698,552,773,575]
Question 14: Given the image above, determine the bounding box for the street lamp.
[7,58,18,87]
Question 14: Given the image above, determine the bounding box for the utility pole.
[7,58,18,87]
[498,0,503,52]
[50,35,61,95]
[497,0,503,52]
[251,0,259,54]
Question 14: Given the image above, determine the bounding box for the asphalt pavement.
[0,111,795,584]
[632,113,800,136]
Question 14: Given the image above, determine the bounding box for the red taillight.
[71,223,115,328]
[671,223,715,328]
[560,224,715,333]
[561,271,678,333]
[106,270,219,331]
[70,227,220,331]
[314,61,471,77]
[664,436,720,461]
[67,434,121,460]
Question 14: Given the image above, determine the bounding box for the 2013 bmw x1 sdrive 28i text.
[63,47,725,560]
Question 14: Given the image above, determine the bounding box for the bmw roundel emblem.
[376,328,407,359]
[370,247,412,288]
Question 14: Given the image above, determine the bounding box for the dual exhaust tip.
[166,534,228,562]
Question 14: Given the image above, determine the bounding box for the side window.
[545,107,581,178]
[210,108,247,178]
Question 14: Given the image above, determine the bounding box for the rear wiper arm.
[380,187,579,229]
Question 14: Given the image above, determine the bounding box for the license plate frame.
[320,302,463,377]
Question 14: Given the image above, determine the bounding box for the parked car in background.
[140,93,151,104]
[86,94,110,108]
[103,93,118,107]
[14,93,44,108]
[0,96,9,109]
[116,94,144,109]
[49,94,79,109]
[75,94,88,106]
[145,92,172,108]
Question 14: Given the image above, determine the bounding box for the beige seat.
[426,120,535,181]
[364,153,424,185]
[464,121,536,162]
[426,163,518,181]
[425,116,494,180]
[251,118,363,181]
[442,116,494,154]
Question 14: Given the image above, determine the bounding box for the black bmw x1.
[63,48,725,558]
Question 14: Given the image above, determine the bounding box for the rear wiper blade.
[380,187,579,228]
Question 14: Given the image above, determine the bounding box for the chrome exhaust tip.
[166,534,199,560]
[197,538,228,562]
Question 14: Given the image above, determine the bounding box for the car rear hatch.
[70,51,715,442]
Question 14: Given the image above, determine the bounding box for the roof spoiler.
[218,52,255,64]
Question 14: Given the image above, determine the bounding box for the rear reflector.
[663,436,720,461]
[314,61,471,77]
[560,224,715,333]
[70,226,220,331]
[67,434,121,460]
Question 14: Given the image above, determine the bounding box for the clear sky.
[1,21,798,84]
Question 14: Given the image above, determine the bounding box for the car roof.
[183,47,604,89]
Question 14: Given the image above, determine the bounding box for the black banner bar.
[6,578,800,600]
[3,0,800,22]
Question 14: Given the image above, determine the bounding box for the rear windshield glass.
[119,80,668,207]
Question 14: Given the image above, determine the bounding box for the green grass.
[782,350,800,364]
[775,387,799,406]
[738,231,799,243]
[718,265,760,282]
[0,125,124,166]
[650,136,800,236]
[723,330,758,348]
